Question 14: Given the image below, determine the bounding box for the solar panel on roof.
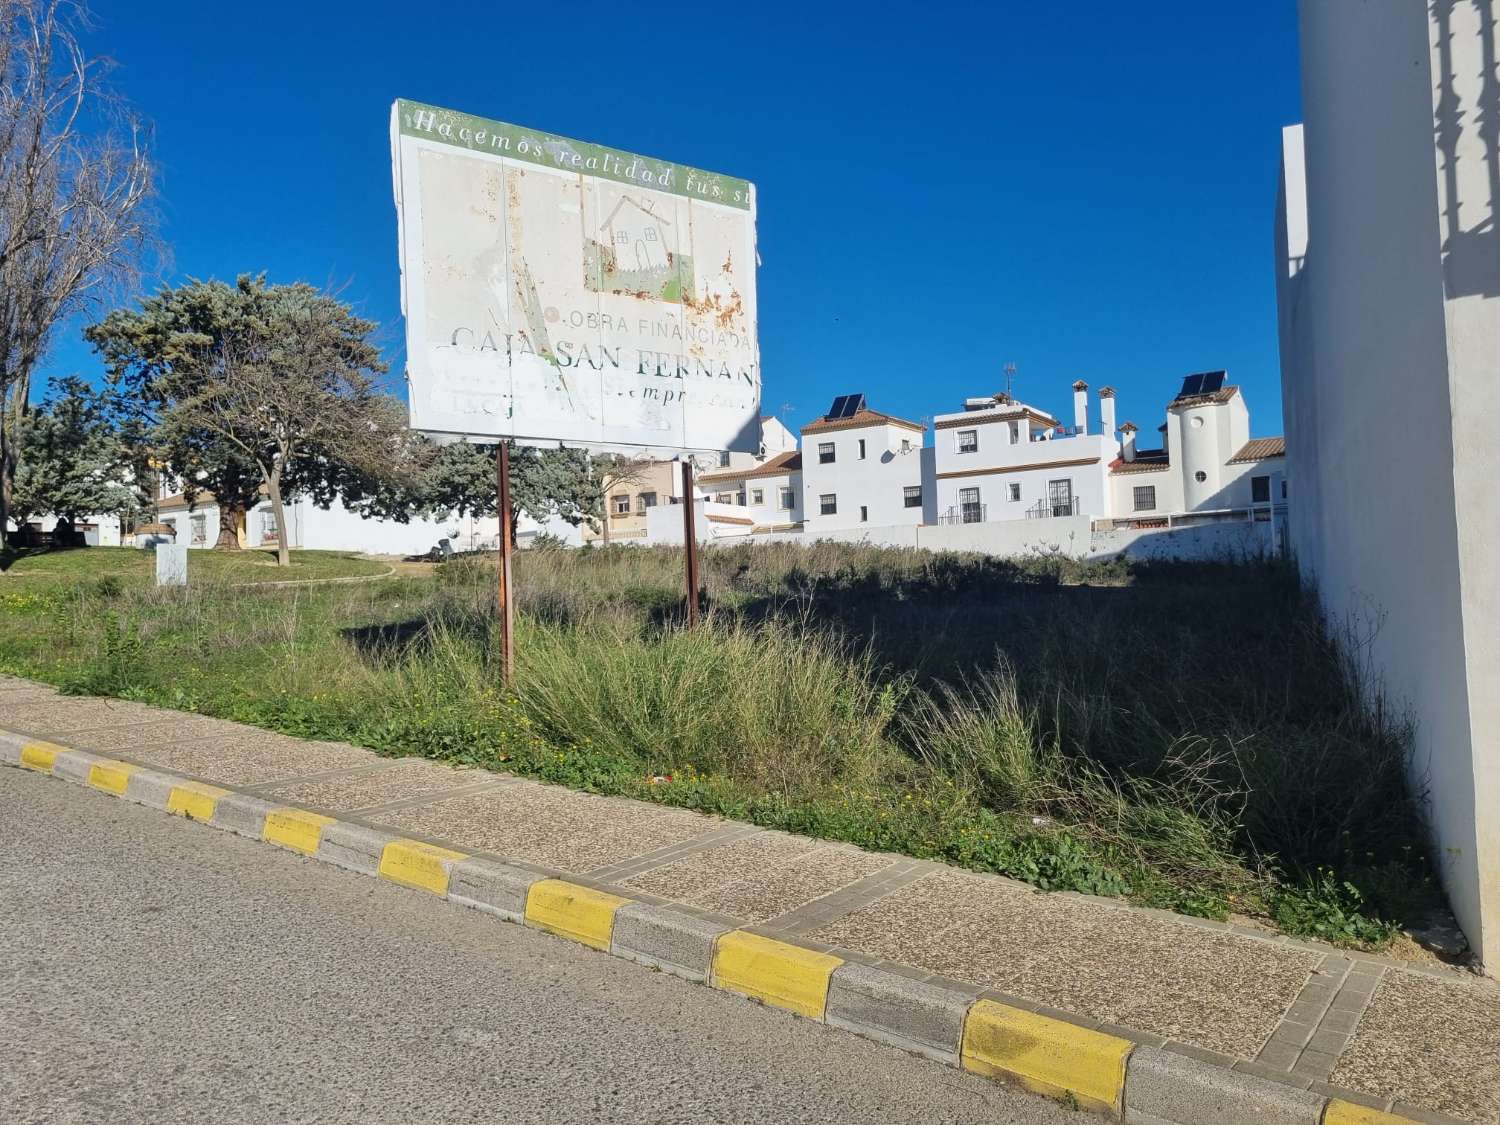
[1200,371,1226,393]
[827,395,850,420]
[1179,373,1205,398]
[844,393,867,417]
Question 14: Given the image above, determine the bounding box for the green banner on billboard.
[395,99,753,211]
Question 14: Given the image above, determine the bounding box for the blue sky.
[54,1,1302,441]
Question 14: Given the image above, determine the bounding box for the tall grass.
[0,540,1439,946]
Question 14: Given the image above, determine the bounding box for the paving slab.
[0,695,164,734]
[56,717,246,753]
[813,870,1320,1058]
[261,757,498,811]
[623,832,894,924]
[369,780,717,871]
[1328,965,1500,1123]
[106,732,377,785]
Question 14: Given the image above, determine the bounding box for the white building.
[797,395,929,532]
[931,384,1112,524]
[1274,0,1500,966]
[695,450,804,531]
[1106,379,1286,531]
[636,381,1285,543]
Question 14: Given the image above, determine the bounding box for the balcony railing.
[939,503,987,524]
[1026,497,1081,519]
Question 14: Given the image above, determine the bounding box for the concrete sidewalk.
[3,675,1497,1123]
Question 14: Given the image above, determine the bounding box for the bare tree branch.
[0,0,156,549]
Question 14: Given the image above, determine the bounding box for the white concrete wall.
[1109,470,1178,518]
[742,512,1273,564]
[1092,519,1274,562]
[760,416,798,455]
[646,499,757,544]
[1279,0,1500,965]
[922,514,1093,557]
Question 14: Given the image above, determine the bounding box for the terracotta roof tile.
[1169,385,1241,409]
[801,408,924,435]
[1109,452,1171,475]
[697,451,802,483]
[1227,437,1286,464]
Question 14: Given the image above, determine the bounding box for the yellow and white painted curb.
[0,727,1450,1125]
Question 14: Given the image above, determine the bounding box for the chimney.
[1120,421,1138,462]
[1098,386,1117,440]
[1072,380,1088,433]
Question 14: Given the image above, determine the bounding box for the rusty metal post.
[681,460,700,627]
[496,442,515,684]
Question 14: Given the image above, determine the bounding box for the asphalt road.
[0,767,1074,1124]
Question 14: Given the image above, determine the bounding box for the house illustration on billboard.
[584,193,694,303]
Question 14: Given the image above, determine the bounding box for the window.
[715,492,734,504]
[717,451,731,467]
[736,491,747,506]
[1281,479,1288,500]
[190,514,207,545]
[779,487,795,510]
[858,438,867,460]
[1251,475,1271,503]
[1048,479,1074,516]
[636,491,657,514]
[956,429,978,453]
[1133,485,1156,512]
[903,486,922,508]
[818,441,835,464]
[1007,482,1021,502]
[750,488,764,505]
[259,511,277,538]
[612,494,631,515]
[1009,422,1020,445]
[860,505,868,522]
[958,487,982,523]
[900,438,912,453]
[1194,470,1207,483]
[819,493,837,516]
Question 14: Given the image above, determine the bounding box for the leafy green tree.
[352,440,600,546]
[88,275,418,565]
[10,376,135,539]
[90,278,269,549]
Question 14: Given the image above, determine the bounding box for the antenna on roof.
[1003,361,1017,401]
[779,403,795,422]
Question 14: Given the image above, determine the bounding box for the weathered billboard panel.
[390,99,760,453]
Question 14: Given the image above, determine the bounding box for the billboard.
[390,99,761,454]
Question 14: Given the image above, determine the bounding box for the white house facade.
[931,385,1112,525]
[797,396,929,533]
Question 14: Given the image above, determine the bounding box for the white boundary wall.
[720,514,1275,562]
[1277,1,1500,965]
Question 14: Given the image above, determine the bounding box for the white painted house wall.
[800,419,926,533]
[1277,0,1500,966]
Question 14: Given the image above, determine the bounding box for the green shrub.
[1272,869,1399,948]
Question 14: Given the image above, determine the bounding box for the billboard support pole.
[681,461,700,628]
[496,442,515,684]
